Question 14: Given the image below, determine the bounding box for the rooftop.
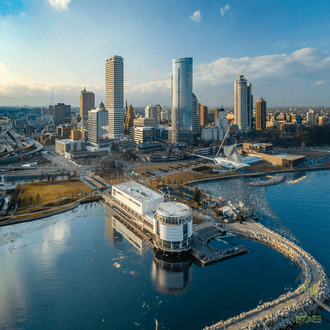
[275,154,306,161]
[113,181,163,203]
[156,202,191,218]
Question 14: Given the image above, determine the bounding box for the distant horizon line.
[1,105,329,110]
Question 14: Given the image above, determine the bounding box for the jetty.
[204,220,330,330]
[249,175,286,187]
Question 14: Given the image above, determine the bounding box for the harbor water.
[0,170,329,329]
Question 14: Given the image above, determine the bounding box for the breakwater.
[249,175,286,187]
[204,221,330,330]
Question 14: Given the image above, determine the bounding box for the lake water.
[0,170,329,329]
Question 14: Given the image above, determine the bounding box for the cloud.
[153,19,161,24]
[0,62,6,75]
[190,10,202,23]
[1,48,330,106]
[220,5,230,17]
[315,80,329,86]
[48,0,71,10]
[123,48,330,106]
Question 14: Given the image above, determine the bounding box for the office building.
[256,97,266,131]
[171,57,193,143]
[215,107,228,133]
[192,93,200,136]
[133,117,156,127]
[54,103,71,125]
[145,105,161,124]
[234,76,251,134]
[88,107,109,145]
[55,139,86,156]
[201,127,224,141]
[131,126,154,144]
[106,55,124,139]
[79,88,95,122]
[247,83,253,130]
[124,104,135,134]
[200,105,208,126]
[307,109,315,124]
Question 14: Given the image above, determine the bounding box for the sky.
[0,0,330,107]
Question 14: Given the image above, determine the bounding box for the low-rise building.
[55,139,86,157]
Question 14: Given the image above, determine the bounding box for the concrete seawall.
[204,221,330,330]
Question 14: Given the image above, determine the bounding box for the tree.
[29,196,33,206]
[193,187,202,203]
[36,193,41,204]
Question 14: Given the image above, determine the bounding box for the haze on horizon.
[1,0,330,108]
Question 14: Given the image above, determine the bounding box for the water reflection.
[105,207,192,294]
[285,171,306,184]
[151,251,192,295]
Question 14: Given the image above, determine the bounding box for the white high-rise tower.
[106,55,124,139]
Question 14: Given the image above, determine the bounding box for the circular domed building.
[153,202,193,252]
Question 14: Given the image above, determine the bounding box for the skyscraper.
[54,103,71,125]
[88,103,109,144]
[124,104,135,134]
[200,106,208,126]
[256,97,266,131]
[80,88,95,123]
[192,93,200,136]
[105,55,124,139]
[145,105,161,124]
[171,57,193,143]
[247,83,253,130]
[234,75,251,134]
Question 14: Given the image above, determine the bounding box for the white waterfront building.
[110,181,193,252]
[111,181,164,216]
[154,202,193,252]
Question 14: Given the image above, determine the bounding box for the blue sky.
[1,0,330,107]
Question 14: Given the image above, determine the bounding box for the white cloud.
[315,80,329,86]
[220,5,230,17]
[0,62,6,75]
[1,48,330,106]
[48,0,71,10]
[190,10,202,23]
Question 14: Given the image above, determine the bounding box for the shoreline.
[0,195,101,227]
[186,165,330,186]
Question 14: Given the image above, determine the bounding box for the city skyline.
[1,0,330,107]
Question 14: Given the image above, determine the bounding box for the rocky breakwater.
[204,222,330,330]
[249,175,285,187]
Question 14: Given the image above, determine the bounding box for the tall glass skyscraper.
[171,57,193,143]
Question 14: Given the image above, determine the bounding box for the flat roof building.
[112,181,164,216]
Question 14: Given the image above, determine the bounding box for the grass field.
[105,177,130,185]
[18,179,92,207]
